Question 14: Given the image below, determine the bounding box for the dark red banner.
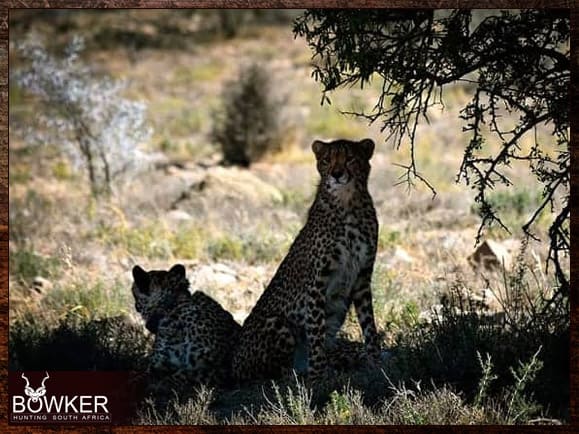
[8,371,146,425]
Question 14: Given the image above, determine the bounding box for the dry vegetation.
[8,10,568,425]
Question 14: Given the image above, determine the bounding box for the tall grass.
[136,356,551,425]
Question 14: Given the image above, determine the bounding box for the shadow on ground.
[8,298,569,424]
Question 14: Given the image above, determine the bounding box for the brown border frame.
[0,1,576,431]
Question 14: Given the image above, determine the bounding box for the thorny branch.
[294,9,569,296]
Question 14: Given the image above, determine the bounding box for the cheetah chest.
[325,220,372,312]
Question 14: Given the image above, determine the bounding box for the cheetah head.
[312,138,374,197]
[131,263,189,334]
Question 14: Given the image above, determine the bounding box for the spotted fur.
[131,264,241,394]
[232,138,381,382]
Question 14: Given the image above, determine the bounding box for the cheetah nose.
[331,169,344,180]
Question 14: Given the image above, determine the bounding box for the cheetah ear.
[358,138,375,160]
[311,140,327,160]
[169,264,186,279]
[132,265,150,295]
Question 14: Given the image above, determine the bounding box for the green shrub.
[40,279,130,320]
[171,225,208,260]
[259,378,316,424]
[97,221,208,260]
[471,188,544,234]
[206,231,289,264]
[504,348,544,423]
[10,248,60,284]
[382,301,420,332]
[207,235,244,261]
[321,387,375,424]
[52,159,74,180]
[305,106,366,139]
[377,229,401,251]
[279,188,310,213]
[486,189,541,217]
[212,63,285,167]
[240,232,291,264]
[382,384,471,424]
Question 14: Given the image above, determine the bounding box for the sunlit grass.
[172,61,226,83]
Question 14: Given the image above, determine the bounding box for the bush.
[13,35,152,197]
[212,63,285,167]
[385,261,569,420]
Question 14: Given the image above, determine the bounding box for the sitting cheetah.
[131,264,241,395]
[232,138,382,382]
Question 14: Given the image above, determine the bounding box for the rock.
[190,263,238,288]
[31,276,52,294]
[170,166,285,222]
[203,166,283,204]
[386,247,414,267]
[468,239,512,270]
[442,234,460,250]
[186,262,272,323]
[147,151,170,167]
[212,263,238,275]
[181,166,283,206]
[419,304,444,324]
[165,209,193,223]
[483,288,502,311]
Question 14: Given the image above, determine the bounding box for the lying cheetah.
[232,138,381,382]
[131,264,241,395]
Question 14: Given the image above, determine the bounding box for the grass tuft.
[10,249,61,285]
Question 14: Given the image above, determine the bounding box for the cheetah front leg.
[352,264,382,367]
[305,258,335,380]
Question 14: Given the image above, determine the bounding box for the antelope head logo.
[21,372,49,402]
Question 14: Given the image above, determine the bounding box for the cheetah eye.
[320,158,330,165]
